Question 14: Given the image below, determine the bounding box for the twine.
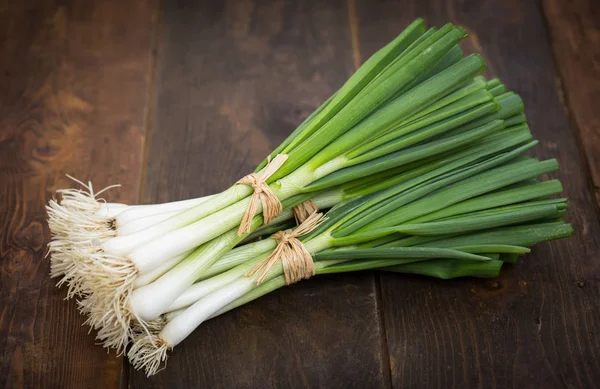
[236,154,288,235]
[293,200,319,224]
[246,211,326,285]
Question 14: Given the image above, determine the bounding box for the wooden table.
[1,0,598,388]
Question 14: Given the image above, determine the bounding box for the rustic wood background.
[1,0,598,388]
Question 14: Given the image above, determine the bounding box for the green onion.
[44,18,574,377]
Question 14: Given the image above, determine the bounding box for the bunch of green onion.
[46,18,573,376]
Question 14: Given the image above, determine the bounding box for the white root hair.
[46,176,120,295]
[76,253,140,352]
[47,176,143,352]
[127,332,170,377]
[132,316,167,337]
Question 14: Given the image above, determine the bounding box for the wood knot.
[3,249,33,274]
[14,221,45,252]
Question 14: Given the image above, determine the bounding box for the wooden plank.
[353,1,600,388]
[0,0,157,388]
[130,0,389,387]
[542,0,600,208]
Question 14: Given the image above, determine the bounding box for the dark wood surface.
[358,1,600,388]
[542,0,600,209]
[0,0,598,388]
[0,0,157,388]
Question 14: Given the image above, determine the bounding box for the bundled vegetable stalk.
[127,150,572,375]
[45,18,573,376]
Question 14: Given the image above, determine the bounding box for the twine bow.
[246,211,326,285]
[237,154,288,236]
[292,200,319,224]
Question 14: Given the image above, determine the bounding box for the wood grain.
[2,0,597,388]
[353,0,600,388]
[0,0,157,388]
[130,0,389,387]
[542,0,600,209]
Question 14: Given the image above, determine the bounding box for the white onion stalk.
[95,202,128,218]
[194,238,279,281]
[165,258,257,313]
[132,250,194,289]
[117,210,180,236]
[128,277,254,376]
[108,196,214,226]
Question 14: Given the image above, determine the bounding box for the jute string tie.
[292,200,319,224]
[246,211,326,285]
[236,154,288,236]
